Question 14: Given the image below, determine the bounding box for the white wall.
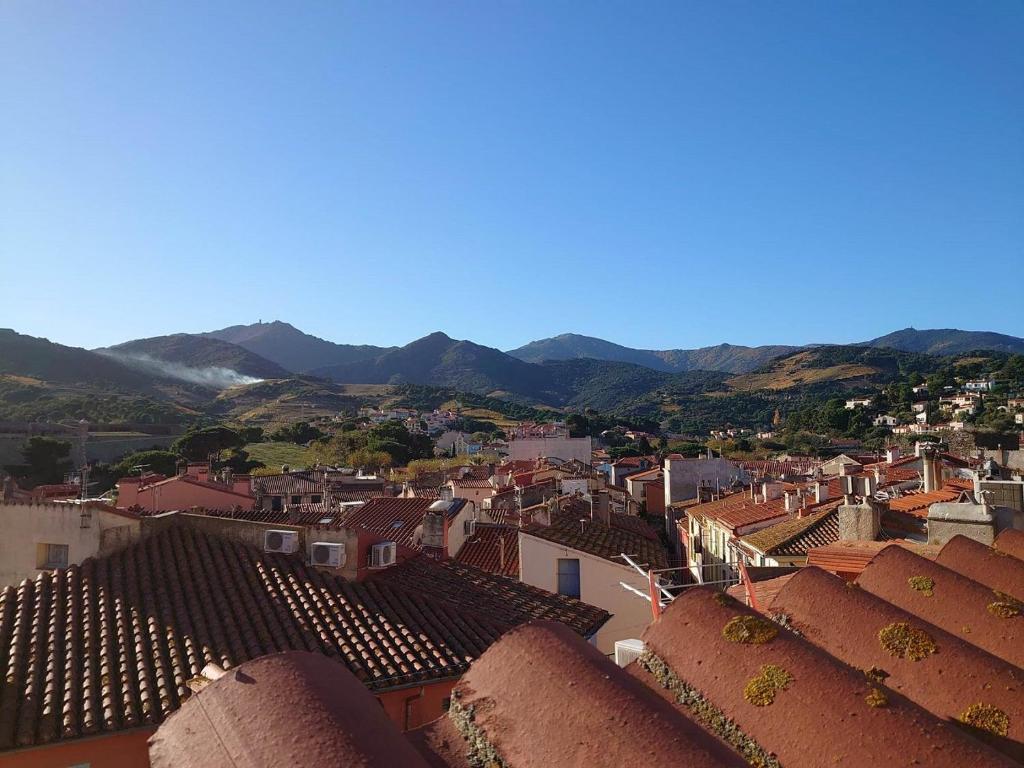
[508,436,592,465]
[0,502,140,588]
[519,531,656,654]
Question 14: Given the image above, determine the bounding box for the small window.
[36,543,69,570]
[290,495,302,505]
[556,558,581,599]
[271,496,283,512]
[311,494,323,503]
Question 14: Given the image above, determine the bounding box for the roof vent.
[614,639,645,668]
[370,541,397,568]
[464,519,477,537]
[310,542,345,568]
[264,529,299,554]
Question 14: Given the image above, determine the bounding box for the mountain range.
[1,322,1021,429]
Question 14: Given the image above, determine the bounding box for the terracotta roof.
[414,622,744,768]
[625,467,663,482]
[340,497,449,548]
[368,555,609,638]
[887,487,964,515]
[995,528,1024,561]
[455,524,519,577]
[769,567,1024,761]
[449,478,493,489]
[149,651,430,768]
[806,539,941,576]
[522,511,669,569]
[740,506,840,557]
[726,571,797,610]
[252,472,325,496]
[333,489,392,502]
[636,588,1015,767]
[0,523,507,752]
[935,534,1024,602]
[192,503,338,527]
[857,545,1024,668]
[610,512,661,541]
[686,489,789,531]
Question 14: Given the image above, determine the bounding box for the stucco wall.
[663,457,743,508]
[0,502,140,588]
[508,436,592,465]
[518,532,653,654]
[0,723,154,768]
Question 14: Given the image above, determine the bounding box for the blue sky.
[2,1,1021,352]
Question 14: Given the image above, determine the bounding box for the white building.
[0,500,140,588]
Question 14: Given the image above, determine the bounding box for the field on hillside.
[244,441,313,469]
[725,351,879,392]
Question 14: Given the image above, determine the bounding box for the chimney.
[784,490,798,513]
[440,484,454,502]
[591,491,611,525]
[838,462,849,477]
[762,481,783,501]
[232,474,252,495]
[421,512,446,550]
[838,499,881,541]
[815,481,831,505]
[921,446,941,493]
[885,446,900,464]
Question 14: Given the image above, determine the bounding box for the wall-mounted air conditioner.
[310,542,345,568]
[614,639,645,668]
[370,541,397,568]
[264,529,299,554]
[464,519,477,536]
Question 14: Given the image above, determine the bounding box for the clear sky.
[2,1,1021,352]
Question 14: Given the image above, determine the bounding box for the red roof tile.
[857,545,1024,668]
[340,497,442,548]
[0,523,507,752]
[455,524,519,577]
[770,567,1024,762]
[149,651,430,768]
[935,534,1024,602]
[637,588,1015,766]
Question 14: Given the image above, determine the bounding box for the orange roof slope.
[522,511,668,568]
[455,523,519,577]
[770,567,1024,762]
[149,651,429,768]
[433,621,743,768]
[637,588,1013,767]
[857,545,1024,668]
[368,555,610,638]
[0,524,508,752]
[995,528,1024,561]
[935,534,1024,602]
[806,540,939,576]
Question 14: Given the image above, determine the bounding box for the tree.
[268,421,324,445]
[172,426,243,462]
[347,449,392,472]
[5,437,73,488]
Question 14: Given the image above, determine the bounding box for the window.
[36,543,69,570]
[556,558,581,599]
[271,496,283,512]
[311,494,323,503]
[290,495,302,505]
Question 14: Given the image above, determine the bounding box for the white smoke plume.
[98,350,263,389]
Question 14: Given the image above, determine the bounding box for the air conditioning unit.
[464,519,477,537]
[370,541,397,568]
[264,529,299,554]
[310,542,346,568]
[614,639,645,668]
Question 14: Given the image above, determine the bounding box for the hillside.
[202,321,391,373]
[866,327,1024,356]
[101,334,290,380]
[0,329,205,424]
[507,333,798,373]
[725,346,938,392]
